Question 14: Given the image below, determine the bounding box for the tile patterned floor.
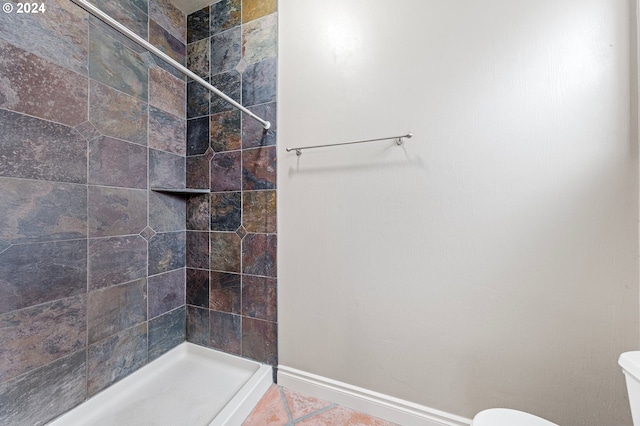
[242,385,399,426]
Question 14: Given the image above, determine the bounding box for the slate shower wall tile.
[187,194,210,231]
[242,57,277,107]
[89,136,148,189]
[187,116,210,155]
[149,66,186,118]
[210,232,241,273]
[186,155,211,189]
[0,39,88,126]
[243,146,277,190]
[211,192,241,231]
[210,311,241,355]
[89,23,149,101]
[88,186,147,237]
[209,70,241,115]
[148,306,186,361]
[149,148,186,189]
[0,295,86,382]
[0,240,87,314]
[148,231,186,275]
[87,278,147,344]
[211,151,242,192]
[89,81,148,146]
[243,190,276,233]
[0,109,87,184]
[0,350,86,426]
[242,102,277,149]
[88,0,149,40]
[87,323,147,396]
[149,106,186,155]
[209,272,240,314]
[242,275,277,322]
[187,6,210,44]
[186,268,209,308]
[242,13,277,66]
[242,0,277,24]
[148,269,185,319]
[211,0,240,35]
[187,38,210,79]
[149,0,186,43]
[149,191,186,233]
[186,305,209,346]
[242,317,277,365]
[88,235,147,291]
[187,231,210,269]
[150,19,186,65]
[0,0,88,75]
[211,110,241,152]
[187,79,210,118]
[210,27,241,75]
[242,233,277,277]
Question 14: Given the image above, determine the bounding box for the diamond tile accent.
[236,226,248,239]
[140,226,157,241]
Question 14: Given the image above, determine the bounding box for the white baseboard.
[277,365,472,426]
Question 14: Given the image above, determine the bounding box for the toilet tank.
[619,352,640,425]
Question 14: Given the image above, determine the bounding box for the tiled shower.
[0,0,278,424]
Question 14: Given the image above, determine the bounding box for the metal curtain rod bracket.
[69,0,271,130]
[286,133,413,156]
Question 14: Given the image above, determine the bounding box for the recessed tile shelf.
[151,188,210,194]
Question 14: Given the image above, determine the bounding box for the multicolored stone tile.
[186,305,209,346]
[149,0,186,43]
[87,278,147,344]
[88,235,147,291]
[0,178,87,244]
[210,311,241,355]
[297,405,399,426]
[187,37,210,78]
[242,275,277,322]
[187,194,210,231]
[149,149,186,189]
[0,351,86,426]
[89,81,148,146]
[211,151,242,191]
[209,70,241,114]
[210,232,241,273]
[148,231,186,275]
[0,109,87,183]
[186,155,211,189]
[243,190,276,233]
[149,106,186,155]
[187,6,209,44]
[0,240,87,314]
[187,116,210,155]
[242,102,277,149]
[211,0,240,35]
[0,294,86,382]
[149,191,186,233]
[242,0,276,24]
[187,79,210,118]
[148,306,186,361]
[282,387,332,421]
[211,192,241,231]
[211,110,241,152]
[242,317,277,365]
[89,136,148,189]
[87,323,147,396]
[211,27,241,75]
[210,271,240,314]
[88,186,147,237]
[186,268,209,308]
[0,39,87,126]
[149,66,186,118]
[243,146,277,190]
[150,19,186,66]
[88,0,149,40]
[242,57,277,107]
[242,13,277,66]
[148,269,186,319]
[186,231,210,269]
[242,233,277,277]
[89,22,149,101]
[0,0,88,75]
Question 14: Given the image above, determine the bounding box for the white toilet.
[619,351,640,425]
[472,408,557,425]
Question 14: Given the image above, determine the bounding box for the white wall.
[277,1,639,425]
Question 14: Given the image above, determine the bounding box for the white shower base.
[48,343,272,426]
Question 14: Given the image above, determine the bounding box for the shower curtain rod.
[286,133,413,156]
[70,0,271,130]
